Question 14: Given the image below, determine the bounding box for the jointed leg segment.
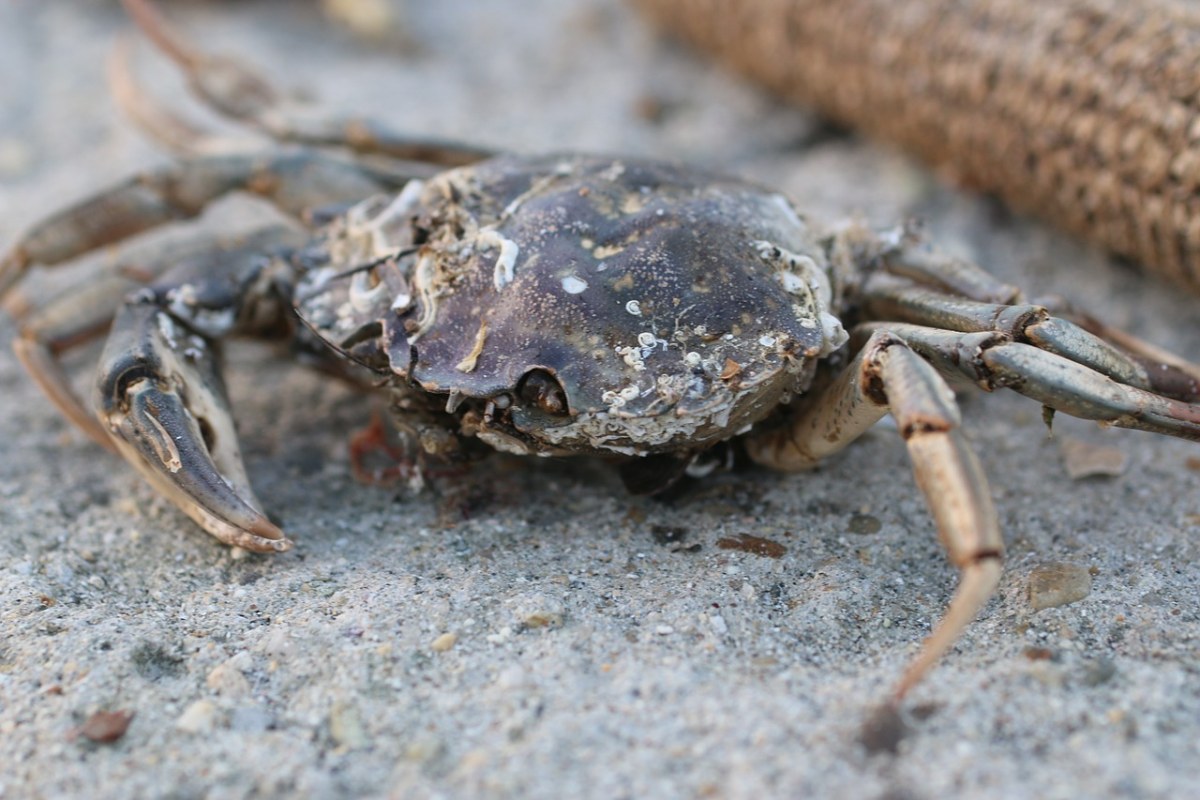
[119,0,494,167]
[748,332,1004,699]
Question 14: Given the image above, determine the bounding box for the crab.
[3,0,1200,704]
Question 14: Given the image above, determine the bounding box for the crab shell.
[303,154,848,459]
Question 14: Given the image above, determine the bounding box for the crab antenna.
[121,0,281,123]
[108,36,220,155]
[890,557,1003,701]
[120,0,202,69]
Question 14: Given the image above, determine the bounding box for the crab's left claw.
[96,300,291,553]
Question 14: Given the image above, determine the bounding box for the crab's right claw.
[97,301,291,553]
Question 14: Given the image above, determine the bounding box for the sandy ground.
[1,2,1199,798]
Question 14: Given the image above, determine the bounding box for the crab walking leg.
[0,150,406,299]
[832,221,1020,305]
[107,38,255,158]
[861,274,1200,401]
[853,322,1200,443]
[1033,294,1200,389]
[121,0,494,167]
[747,332,1004,699]
[12,274,142,449]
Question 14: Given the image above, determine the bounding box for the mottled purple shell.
[339,154,844,457]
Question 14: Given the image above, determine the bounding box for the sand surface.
[1,2,1198,798]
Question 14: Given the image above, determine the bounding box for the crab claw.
[96,300,291,553]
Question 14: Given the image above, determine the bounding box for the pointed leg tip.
[0,247,29,299]
[227,524,293,554]
[859,701,911,756]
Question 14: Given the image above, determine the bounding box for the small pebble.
[1081,657,1118,687]
[206,662,251,697]
[430,632,457,652]
[859,704,909,755]
[329,702,369,750]
[1028,562,1093,611]
[176,700,219,734]
[1058,437,1128,479]
[846,513,882,535]
[73,710,134,744]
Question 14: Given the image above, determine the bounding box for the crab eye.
[517,369,569,417]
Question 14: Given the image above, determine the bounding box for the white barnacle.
[625,300,642,317]
[754,240,781,261]
[166,283,236,338]
[349,269,389,313]
[408,250,440,342]
[156,311,180,349]
[477,227,520,290]
[368,180,426,250]
[601,385,640,409]
[182,334,207,362]
[778,271,808,294]
[391,292,413,312]
[561,275,588,294]
[616,345,646,371]
[684,351,702,367]
[819,312,849,355]
[601,389,626,408]
[758,335,777,347]
[600,161,626,182]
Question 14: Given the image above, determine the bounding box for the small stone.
[1028,562,1093,611]
[329,701,369,750]
[73,709,134,744]
[320,0,396,40]
[859,703,910,755]
[405,736,445,763]
[176,700,219,734]
[1081,657,1118,687]
[206,662,251,697]
[524,611,563,628]
[507,593,565,629]
[430,632,457,652]
[1058,437,1128,479]
[846,513,882,535]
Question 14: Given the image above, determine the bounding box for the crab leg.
[860,274,1200,402]
[746,331,1004,700]
[859,321,1200,442]
[0,150,408,299]
[875,221,1022,305]
[120,0,494,167]
[98,300,289,552]
[11,274,143,449]
[91,233,305,552]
